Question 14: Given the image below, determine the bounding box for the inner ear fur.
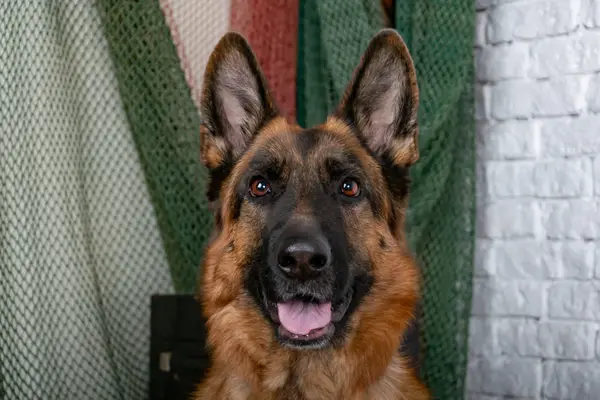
[200,32,279,171]
[335,29,419,166]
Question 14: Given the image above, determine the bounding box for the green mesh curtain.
[1,1,474,399]
[396,3,475,399]
[97,1,210,294]
[396,0,475,399]
[0,1,210,398]
[297,1,475,399]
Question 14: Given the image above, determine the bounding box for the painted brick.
[475,11,487,47]
[597,330,600,360]
[472,279,544,317]
[595,157,600,196]
[478,121,538,160]
[542,241,595,279]
[471,0,600,397]
[487,0,581,44]
[596,244,600,278]
[475,0,495,11]
[539,322,597,360]
[490,80,532,120]
[531,31,600,77]
[475,84,489,120]
[543,361,600,399]
[467,394,499,400]
[542,200,600,240]
[476,43,529,82]
[497,318,541,357]
[485,161,535,198]
[477,161,488,206]
[469,316,498,357]
[467,358,482,393]
[471,279,490,316]
[547,281,600,320]
[534,158,593,198]
[588,74,600,113]
[582,0,597,27]
[588,0,600,27]
[480,200,538,239]
[541,116,600,157]
[468,356,541,397]
[531,76,589,117]
[494,240,545,280]
[475,239,495,277]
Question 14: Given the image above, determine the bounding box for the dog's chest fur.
[213,354,424,400]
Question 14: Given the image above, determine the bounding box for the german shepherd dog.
[194,29,429,399]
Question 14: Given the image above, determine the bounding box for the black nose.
[277,238,331,280]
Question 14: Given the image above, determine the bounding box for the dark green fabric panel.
[397,2,475,399]
[97,1,211,293]
[296,0,384,128]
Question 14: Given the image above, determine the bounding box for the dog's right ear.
[200,32,278,171]
[335,29,419,166]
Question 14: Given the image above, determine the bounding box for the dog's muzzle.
[264,218,352,348]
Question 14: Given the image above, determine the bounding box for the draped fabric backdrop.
[0,1,473,399]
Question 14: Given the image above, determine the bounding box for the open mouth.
[267,289,353,349]
[277,299,333,340]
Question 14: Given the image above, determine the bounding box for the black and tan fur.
[194,29,429,399]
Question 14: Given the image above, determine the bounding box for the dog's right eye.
[249,177,272,197]
[340,178,361,198]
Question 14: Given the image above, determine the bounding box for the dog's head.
[199,30,419,351]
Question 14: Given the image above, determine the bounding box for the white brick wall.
[470,0,600,398]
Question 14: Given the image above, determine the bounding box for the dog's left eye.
[249,177,272,197]
[340,178,361,198]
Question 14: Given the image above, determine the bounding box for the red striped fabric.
[230,0,299,122]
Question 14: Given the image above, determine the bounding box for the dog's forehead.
[249,121,365,170]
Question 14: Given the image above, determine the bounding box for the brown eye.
[340,179,360,197]
[249,177,271,197]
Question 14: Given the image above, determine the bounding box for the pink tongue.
[277,300,332,335]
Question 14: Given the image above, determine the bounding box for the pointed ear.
[335,29,419,166]
[200,32,278,169]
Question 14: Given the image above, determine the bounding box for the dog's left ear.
[336,29,419,166]
[200,32,278,170]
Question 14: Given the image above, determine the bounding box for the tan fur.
[195,122,428,399]
[195,30,429,400]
